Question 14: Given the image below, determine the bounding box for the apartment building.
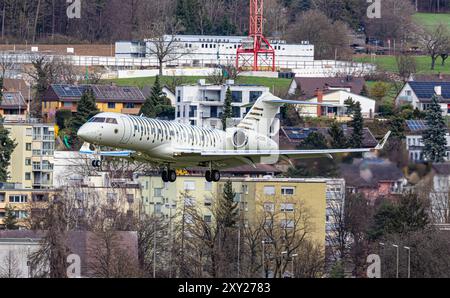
[175,80,269,129]
[42,84,145,121]
[0,183,55,229]
[137,174,343,248]
[4,122,55,189]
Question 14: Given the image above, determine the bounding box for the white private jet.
[77,92,391,183]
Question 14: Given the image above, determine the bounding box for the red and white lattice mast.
[236,0,276,71]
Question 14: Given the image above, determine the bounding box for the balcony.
[33,163,54,171]
[122,108,141,115]
[32,150,54,157]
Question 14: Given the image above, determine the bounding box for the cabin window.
[106,118,118,124]
[91,117,106,123]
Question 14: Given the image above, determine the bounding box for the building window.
[264,203,275,213]
[184,181,196,191]
[205,182,212,191]
[204,197,212,207]
[25,158,31,166]
[154,188,163,197]
[281,203,295,212]
[250,91,263,102]
[231,91,243,103]
[281,219,295,229]
[26,143,32,151]
[281,187,295,196]
[9,195,28,203]
[232,107,241,118]
[26,128,32,136]
[264,186,276,196]
[185,196,196,207]
[63,102,73,107]
[108,103,116,109]
[0,193,5,203]
[125,103,135,109]
[204,215,212,223]
[25,173,31,180]
[127,194,135,203]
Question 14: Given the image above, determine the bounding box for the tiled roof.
[432,163,450,176]
[44,84,145,103]
[409,82,450,101]
[339,159,404,188]
[0,92,26,109]
[292,77,366,99]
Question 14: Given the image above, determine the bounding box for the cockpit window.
[91,117,106,123]
[106,118,118,124]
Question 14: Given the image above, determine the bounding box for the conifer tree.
[0,126,16,182]
[3,206,18,230]
[70,87,99,132]
[216,180,238,228]
[221,87,233,130]
[423,94,447,163]
[349,102,363,148]
[329,122,348,148]
[140,76,174,119]
[389,116,406,140]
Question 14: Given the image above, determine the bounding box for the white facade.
[0,239,41,278]
[299,90,376,119]
[406,134,450,162]
[175,80,269,129]
[396,83,450,115]
[118,35,315,68]
[115,41,146,58]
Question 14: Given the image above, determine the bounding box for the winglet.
[374,131,392,151]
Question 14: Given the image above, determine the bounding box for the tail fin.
[237,92,337,136]
[237,92,282,137]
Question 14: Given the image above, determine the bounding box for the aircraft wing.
[175,131,391,159]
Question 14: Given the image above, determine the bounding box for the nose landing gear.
[91,159,102,169]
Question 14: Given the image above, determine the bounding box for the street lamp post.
[393,245,399,278]
[404,246,411,278]
[292,254,298,278]
[379,242,385,278]
[262,241,266,278]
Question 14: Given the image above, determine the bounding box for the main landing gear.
[91,159,102,169]
[205,170,221,182]
[161,167,177,183]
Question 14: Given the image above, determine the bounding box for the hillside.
[413,13,450,30]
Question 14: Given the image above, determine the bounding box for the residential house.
[0,92,27,122]
[4,122,55,189]
[287,76,366,99]
[428,164,450,224]
[142,85,176,106]
[298,89,375,119]
[405,120,450,162]
[175,80,269,129]
[396,81,450,114]
[340,158,407,203]
[3,78,31,103]
[42,84,146,121]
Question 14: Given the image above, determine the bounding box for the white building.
[175,79,269,129]
[396,82,450,115]
[299,90,376,119]
[405,120,450,162]
[117,35,315,69]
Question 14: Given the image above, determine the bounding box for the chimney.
[315,88,324,117]
[435,85,442,96]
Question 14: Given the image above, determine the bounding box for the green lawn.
[107,76,293,96]
[354,55,450,74]
[413,13,450,30]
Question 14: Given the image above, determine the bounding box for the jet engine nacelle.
[226,128,276,151]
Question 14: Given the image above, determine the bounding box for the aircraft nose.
[77,125,96,142]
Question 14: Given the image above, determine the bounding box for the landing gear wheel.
[168,170,177,182]
[205,170,212,182]
[161,170,169,182]
[212,170,221,182]
[91,159,102,168]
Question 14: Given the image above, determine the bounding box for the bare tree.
[420,23,450,70]
[144,19,188,75]
[0,51,16,78]
[0,251,22,278]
